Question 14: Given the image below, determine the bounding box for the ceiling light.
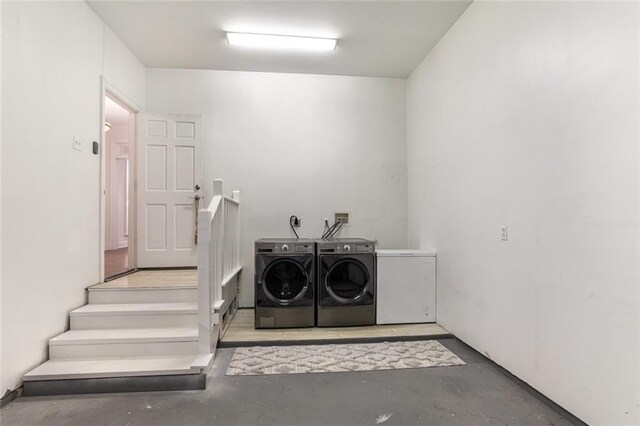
[226,32,336,51]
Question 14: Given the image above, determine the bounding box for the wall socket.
[334,212,350,225]
[72,137,82,151]
[500,226,508,241]
[292,217,301,227]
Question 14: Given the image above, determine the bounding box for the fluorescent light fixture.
[226,32,336,51]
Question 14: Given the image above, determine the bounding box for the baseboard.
[104,268,137,282]
[218,297,238,340]
[22,373,206,397]
[452,337,588,426]
[0,388,20,408]
[137,266,197,271]
[219,333,453,348]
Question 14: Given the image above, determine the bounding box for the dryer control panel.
[256,239,315,254]
[318,239,375,254]
[272,242,314,253]
[337,243,374,253]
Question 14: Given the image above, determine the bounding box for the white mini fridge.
[376,250,436,324]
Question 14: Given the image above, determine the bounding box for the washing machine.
[255,239,315,328]
[316,238,376,327]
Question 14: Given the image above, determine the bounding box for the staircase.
[22,273,214,396]
[23,180,241,396]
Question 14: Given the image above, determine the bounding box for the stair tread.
[23,354,213,381]
[70,303,197,316]
[88,270,197,291]
[50,328,198,345]
[88,285,197,291]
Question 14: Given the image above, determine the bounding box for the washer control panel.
[274,242,314,253]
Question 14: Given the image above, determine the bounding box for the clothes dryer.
[316,238,375,327]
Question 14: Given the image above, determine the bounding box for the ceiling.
[87,1,472,78]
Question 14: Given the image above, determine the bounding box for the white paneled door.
[137,114,203,267]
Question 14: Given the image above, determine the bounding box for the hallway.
[104,247,129,278]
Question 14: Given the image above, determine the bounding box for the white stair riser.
[71,314,197,330]
[50,341,199,359]
[88,289,197,304]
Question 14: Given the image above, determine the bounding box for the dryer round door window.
[325,258,370,303]
[262,259,309,305]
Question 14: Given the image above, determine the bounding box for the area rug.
[225,340,465,376]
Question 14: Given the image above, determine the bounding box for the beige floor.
[92,269,197,289]
[221,309,450,343]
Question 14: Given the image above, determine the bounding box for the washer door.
[325,258,370,303]
[262,258,309,305]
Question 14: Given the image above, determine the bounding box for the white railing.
[197,179,241,354]
[223,192,241,278]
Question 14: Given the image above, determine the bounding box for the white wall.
[1,1,145,395]
[146,69,408,306]
[407,2,639,425]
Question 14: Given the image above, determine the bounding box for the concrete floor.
[0,340,577,426]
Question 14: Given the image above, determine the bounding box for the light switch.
[501,226,508,241]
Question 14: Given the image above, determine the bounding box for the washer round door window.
[262,259,309,304]
[325,259,370,303]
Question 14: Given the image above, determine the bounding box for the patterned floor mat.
[226,340,465,376]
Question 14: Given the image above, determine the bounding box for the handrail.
[223,195,239,205]
[197,179,241,354]
[206,195,222,212]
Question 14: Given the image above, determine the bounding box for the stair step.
[71,303,197,316]
[50,327,198,345]
[23,354,212,381]
[70,303,197,329]
[49,328,199,359]
[88,287,197,304]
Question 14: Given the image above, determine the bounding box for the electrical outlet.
[334,212,350,226]
[500,226,508,241]
[72,137,82,151]
[323,218,329,226]
[292,217,301,227]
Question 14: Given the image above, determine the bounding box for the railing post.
[197,207,212,354]
[233,191,240,271]
[213,179,225,305]
[213,179,223,197]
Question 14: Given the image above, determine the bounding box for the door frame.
[99,78,141,282]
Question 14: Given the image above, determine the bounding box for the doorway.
[103,94,136,279]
